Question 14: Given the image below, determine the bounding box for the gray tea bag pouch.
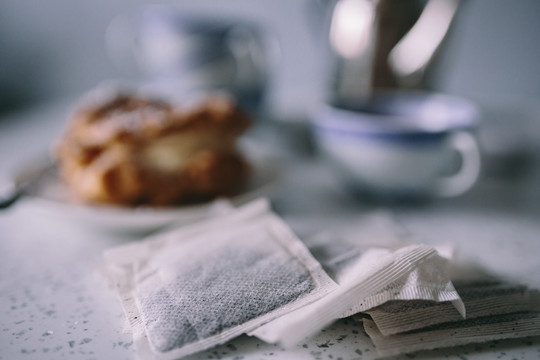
[101,199,337,359]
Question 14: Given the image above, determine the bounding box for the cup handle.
[435,131,481,197]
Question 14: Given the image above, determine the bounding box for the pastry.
[56,93,251,206]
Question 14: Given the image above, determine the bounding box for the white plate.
[23,156,280,235]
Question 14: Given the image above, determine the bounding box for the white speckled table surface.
[1,100,540,360]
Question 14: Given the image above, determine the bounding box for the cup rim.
[312,90,480,136]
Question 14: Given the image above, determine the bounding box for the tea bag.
[251,243,453,347]
[362,280,540,336]
[363,312,540,357]
[101,199,337,359]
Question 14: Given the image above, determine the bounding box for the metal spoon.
[0,159,56,209]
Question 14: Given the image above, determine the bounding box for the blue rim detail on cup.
[312,91,480,143]
[314,124,448,145]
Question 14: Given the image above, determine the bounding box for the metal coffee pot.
[326,0,460,105]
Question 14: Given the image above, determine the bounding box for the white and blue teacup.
[312,91,481,200]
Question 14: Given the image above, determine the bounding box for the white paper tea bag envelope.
[101,199,337,360]
[304,232,463,318]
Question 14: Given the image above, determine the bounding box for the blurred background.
[1,0,540,119]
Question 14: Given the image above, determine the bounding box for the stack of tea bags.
[100,199,540,359]
[357,277,540,357]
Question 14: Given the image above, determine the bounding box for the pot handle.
[388,0,460,85]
